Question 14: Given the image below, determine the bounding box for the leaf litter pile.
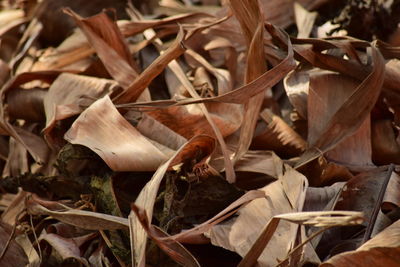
[1,0,400,266]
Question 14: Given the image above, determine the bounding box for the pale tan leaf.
[44,73,119,145]
[283,69,310,119]
[294,2,317,38]
[64,95,167,171]
[207,161,308,266]
[238,211,364,267]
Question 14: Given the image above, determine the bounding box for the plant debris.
[0,0,400,266]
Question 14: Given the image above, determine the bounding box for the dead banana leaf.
[307,72,374,167]
[239,211,364,267]
[320,219,400,267]
[207,159,308,266]
[64,95,168,171]
[64,9,141,91]
[229,0,268,163]
[131,204,200,267]
[26,194,129,230]
[296,43,385,168]
[129,135,215,267]
[44,73,119,146]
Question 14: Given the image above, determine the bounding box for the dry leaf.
[321,219,400,267]
[129,135,215,267]
[65,95,167,171]
[26,194,129,230]
[207,160,308,266]
[44,73,119,146]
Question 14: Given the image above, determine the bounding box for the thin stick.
[30,214,42,264]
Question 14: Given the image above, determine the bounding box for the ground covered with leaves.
[0,0,400,266]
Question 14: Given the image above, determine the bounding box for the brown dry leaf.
[6,87,46,122]
[371,119,400,165]
[206,160,308,266]
[64,9,140,90]
[118,31,295,107]
[203,37,238,87]
[251,108,307,157]
[147,103,241,139]
[26,194,129,230]
[158,0,221,15]
[14,233,40,266]
[307,72,374,167]
[295,44,385,168]
[128,8,238,186]
[43,73,119,146]
[117,13,232,104]
[4,1,400,266]
[64,95,167,171]
[334,167,400,236]
[0,60,10,87]
[321,219,400,267]
[119,12,213,37]
[232,150,282,178]
[129,135,215,267]
[229,0,268,163]
[165,57,237,183]
[136,113,188,151]
[267,26,400,93]
[259,0,294,29]
[1,190,28,226]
